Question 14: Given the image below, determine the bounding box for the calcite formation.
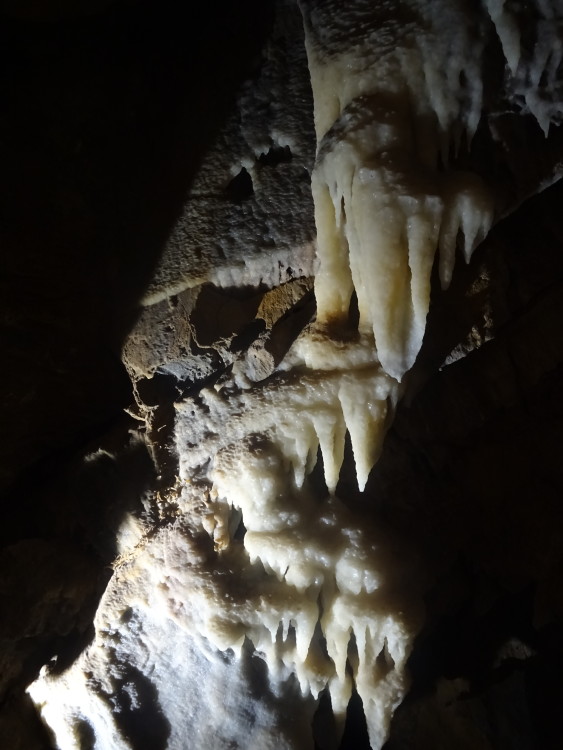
[26,2,563,750]
[302,0,494,379]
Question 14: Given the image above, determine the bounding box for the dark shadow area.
[408,583,537,695]
[384,584,560,749]
[339,689,370,750]
[0,0,274,496]
[112,665,171,750]
[67,428,157,561]
[258,143,293,166]
[0,691,58,750]
[225,166,255,201]
[74,718,95,750]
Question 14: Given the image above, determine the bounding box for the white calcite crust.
[28,543,318,750]
[171,331,422,749]
[301,0,563,381]
[177,331,400,494]
[300,0,497,379]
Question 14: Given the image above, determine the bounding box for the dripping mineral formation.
[27,2,563,749]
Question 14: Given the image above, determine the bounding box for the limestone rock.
[1,2,563,750]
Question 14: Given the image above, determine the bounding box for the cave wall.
[1,1,563,749]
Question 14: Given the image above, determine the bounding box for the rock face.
[2,1,563,749]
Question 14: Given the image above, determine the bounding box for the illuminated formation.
[173,333,417,749]
[301,0,496,380]
[28,2,563,749]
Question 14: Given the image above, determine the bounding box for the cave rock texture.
[2,1,563,749]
